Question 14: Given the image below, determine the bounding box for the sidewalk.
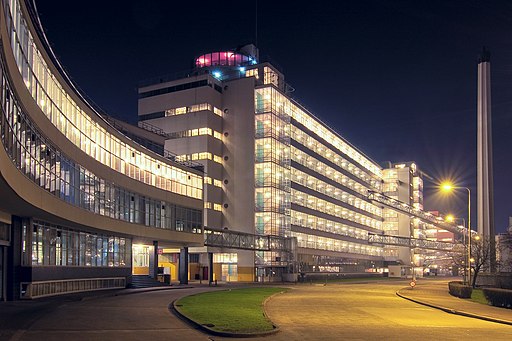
[397,279,512,326]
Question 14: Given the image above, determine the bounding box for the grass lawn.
[175,287,286,333]
[470,288,489,305]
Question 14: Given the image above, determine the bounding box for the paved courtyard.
[1,279,511,341]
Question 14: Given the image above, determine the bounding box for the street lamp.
[441,181,471,286]
[445,214,455,223]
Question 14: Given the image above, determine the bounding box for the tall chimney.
[477,47,496,272]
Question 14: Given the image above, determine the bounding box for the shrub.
[448,281,472,298]
[482,288,512,309]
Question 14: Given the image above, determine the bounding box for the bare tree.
[449,243,467,281]
[471,235,495,288]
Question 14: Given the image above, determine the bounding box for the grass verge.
[470,288,489,305]
[175,287,286,333]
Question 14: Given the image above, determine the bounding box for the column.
[477,48,496,272]
[208,252,214,285]
[179,247,189,285]
[150,241,158,279]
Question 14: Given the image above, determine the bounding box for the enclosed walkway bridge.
[367,190,464,237]
[367,233,458,252]
[204,227,296,252]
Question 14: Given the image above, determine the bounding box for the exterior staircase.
[129,275,170,288]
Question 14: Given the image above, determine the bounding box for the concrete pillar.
[150,241,158,279]
[477,48,496,272]
[208,252,214,285]
[179,247,189,284]
[6,217,23,300]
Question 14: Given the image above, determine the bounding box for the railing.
[21,277,126,299]
[102,115,204,172]
[137,120,167,137]
[255,176,290,191]
[138,68,213,88]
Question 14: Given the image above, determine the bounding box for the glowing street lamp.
[445,214,455,223]
[440,181,472,286]
[441,183,454,192]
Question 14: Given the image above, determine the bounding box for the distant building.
[496,217,512,272]
[381,162,426,271]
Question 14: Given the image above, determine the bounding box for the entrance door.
[221,264,238,282]
[132,245,152,275]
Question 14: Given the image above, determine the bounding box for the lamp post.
[441,183,471,286]
[445,214,467,284]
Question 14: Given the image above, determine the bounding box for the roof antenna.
[255,0,258,47]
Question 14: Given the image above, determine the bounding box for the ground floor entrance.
[131,245,181,282]
[132,244,153,275]
[221,264,238,282]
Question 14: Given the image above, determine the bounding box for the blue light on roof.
[213,71,222,79]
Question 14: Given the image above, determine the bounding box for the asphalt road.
[1,281,511,341]
[259,281,512,341]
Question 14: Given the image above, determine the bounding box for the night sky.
[34,1,512,233]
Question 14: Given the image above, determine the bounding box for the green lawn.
[470,288,489,305]
[175,287,286,333]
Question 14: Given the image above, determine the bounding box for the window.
[4,1,203,200]
[28,221,131,267]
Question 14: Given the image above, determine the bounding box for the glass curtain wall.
[0,59,202,233]
[4,0,202,200]
[27,220,131,268]
[254,87,291,268]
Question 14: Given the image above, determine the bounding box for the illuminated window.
[213,253,238,263]
[245,68,259,79]
[5,0,203,200]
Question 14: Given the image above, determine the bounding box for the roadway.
[1,279,511,341]
[261,280,512,341]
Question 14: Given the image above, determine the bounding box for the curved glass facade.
[29,220,131,267]
[5,0,202,200]
[0,60,202,233]
[195,51,256,68]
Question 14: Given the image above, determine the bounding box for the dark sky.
[34,1,512,233]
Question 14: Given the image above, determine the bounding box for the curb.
[115,285,194,296]
[396,288,512,326]
[80,285,194,301]
[170,289,283,338]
